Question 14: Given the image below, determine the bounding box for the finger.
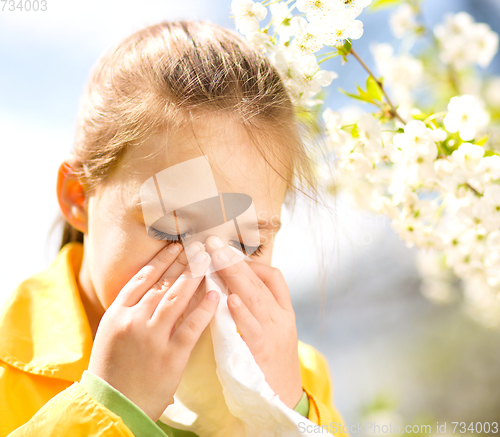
[182,277,207,319]
[227,293,263,347]
[115,242,185,307]
[247,263,294,312]
[204,235,256,278]
[148,278,206,328]
[204,237,277,323]
[205,236,293,311]
[136,242,204,315]
[150,248,211,332]
[169,289,220,360]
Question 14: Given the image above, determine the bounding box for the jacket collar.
[0,242,93,382]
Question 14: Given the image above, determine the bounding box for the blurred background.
[1,0,499,431]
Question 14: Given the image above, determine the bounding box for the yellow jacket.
[0,242,348,436]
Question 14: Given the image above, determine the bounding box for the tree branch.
[349,48,407,126]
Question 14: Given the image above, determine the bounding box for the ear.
[56,154,88,235]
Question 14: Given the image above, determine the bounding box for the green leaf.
[337,39,352,56]
[356,84,367,97]
[369,0,401,11]
[484,150,499,157]
[355,85,374,103]
[339,87,382,106]
[411,112,429,121]
[351,124,360,138]
[366,76,384,102]
[475,136,489,147]
[338,87,368,102]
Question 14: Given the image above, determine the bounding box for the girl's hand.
[88,242,219,423]
[204,235,304,410]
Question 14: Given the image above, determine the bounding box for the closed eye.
[150,228,189,243]
[150,228,264,256]
[239,243,264,256]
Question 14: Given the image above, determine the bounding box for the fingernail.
[212,236,224,248]
[206,290,219,301]
[231,295,242,307]
[186,243,200,259]
[217,249,230,262]
[192,251,209,263]
[166,243,180,254]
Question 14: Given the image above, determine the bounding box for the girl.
[0,20,347,436]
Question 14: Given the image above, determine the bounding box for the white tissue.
[159,246,327,436]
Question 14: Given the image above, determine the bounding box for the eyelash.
[150,228,264,256]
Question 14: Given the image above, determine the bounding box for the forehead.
[102,117,288,223]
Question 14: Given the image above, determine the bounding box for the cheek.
[251,243,274,266]
[252,254,272,267]
[88,217,166,309]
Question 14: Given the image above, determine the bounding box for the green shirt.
[80,348,310,437]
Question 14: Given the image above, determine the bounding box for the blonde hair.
[49,20,329,252]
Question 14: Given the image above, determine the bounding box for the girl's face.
[70,117,288,327]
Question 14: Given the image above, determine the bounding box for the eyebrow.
[134,201,281,231]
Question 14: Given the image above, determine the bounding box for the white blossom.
[269,1,294,43]
[450,142,485,172]
[290,17,326,54]
[484,230,500,286]
[445,232,485,278]
[434,12,499,69]
[390,121,438,188]
[339,151,374,177]
[370,193,399,218]
[391,213,434,248]
[476,155,500,183]
[323,108,350,149]
[357,113,385,163]
[456,200,488,232]
[266,43,290,77]
[334,0,372,19]
[322,9,364,45]
[286,54,338,104]
[393,121,438,161]
[443,95,490,141]
[438,169,469,197]
[296,0,339,24]
[323,108,344,133]
[371,43,423,105]
[431,129,448,143]
[473,185,500,232]
[390,4,418,39]
[244,30,275,53]
[231,0,268,34]
[474,22,500,68]
[434,158,455,178]
[358,114,381,146]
